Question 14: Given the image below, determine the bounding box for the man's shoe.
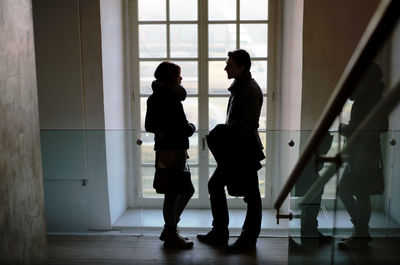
[226,236,256,253]
[337,236,369,250]
[197,229,229,246]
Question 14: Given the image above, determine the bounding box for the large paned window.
[130,0,272,208]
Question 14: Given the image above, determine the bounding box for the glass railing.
[279,1,400,264]
[41,128,339,235]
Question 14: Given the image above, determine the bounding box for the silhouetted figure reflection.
[145,61,196,249]
[296,132,333,247]
[337,62,388,250]
[197,49,265,253]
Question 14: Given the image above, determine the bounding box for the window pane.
[209,0,236,21]
[138,0,166,21]
[209,97,229,129]
[252,60,267,93]
[260,96,267,129]
[209,61,233,94]
[171,24,198,58]
[189,166,199,198]
[182,97,198,130]
[174,61,198,94]
[142,167,162,198]
[258,166,266,198]
[140,97,148,130]
[209,24,236,58]
[187,132,199,164]
[141,132,155,164]
[240,24,268,57]
[240,0,268,20]
[170,0,197,21]
[139,25,166,58]
[140,61,161,94]
[209,151,217,165]
[258,132,266,165]
[209,165,216,178]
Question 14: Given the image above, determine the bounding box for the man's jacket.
[207,71,265,196]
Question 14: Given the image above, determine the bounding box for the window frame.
[128,0,277,209]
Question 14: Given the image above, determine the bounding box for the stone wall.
[0,0,47,263]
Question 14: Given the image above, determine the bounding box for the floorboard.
[48,235,288,265]
[48,235,400,265]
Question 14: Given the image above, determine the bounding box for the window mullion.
[236,0,240,49]
[198,0,209,206]
[166,0,170,59]
[129,0,143,208]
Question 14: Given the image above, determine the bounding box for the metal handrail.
[274,0,400,212]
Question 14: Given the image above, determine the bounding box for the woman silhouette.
[145,62,196,249]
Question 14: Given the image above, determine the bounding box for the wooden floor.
[47,234,288,265]
[47,235,400,265]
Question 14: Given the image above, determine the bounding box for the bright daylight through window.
[131,0,270,207]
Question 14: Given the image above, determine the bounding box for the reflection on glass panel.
[209,24,236,58]
[209,61,233,94]
[140,97,148,130]
[187,133,198,164]
[142,167,162,198]
[171,25,198,58]
[182,97,198,130]
[252,61,267,93]
[139,25,166,58]
[141,132,155,164]
[140,61,161,94]
[208,0,236,21]
[170,0,197,21]
[240,0,268,20]
[174,61,198,94]
[240,24,268,57]
[138,0,166,21]
[209,97,229,129]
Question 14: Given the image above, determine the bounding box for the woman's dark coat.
[145,81,195,151]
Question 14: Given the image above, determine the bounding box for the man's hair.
[154,61,181,85]
[227,49,251,71]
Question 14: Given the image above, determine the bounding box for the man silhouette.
[197,49,265,252]
[337,62,388,249]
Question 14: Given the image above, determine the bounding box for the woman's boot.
[163,225,194,249]
[159,218,181,241]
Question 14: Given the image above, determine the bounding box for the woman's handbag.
[153,166,194,194]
